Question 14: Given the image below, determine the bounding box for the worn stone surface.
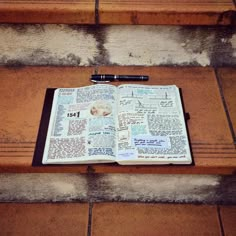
[0,24,236,67]
[0,24,99,66]
[0,173,235,204]
[88,174,221,203]
[0,174,88,202]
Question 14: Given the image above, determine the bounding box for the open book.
[40,84,192,165]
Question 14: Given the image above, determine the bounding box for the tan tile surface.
[0,66,236,174]
[0,203,89,236]
[0,67,94,172]
[0,67,94,143]
[92,203,221,236]
[100,0,235,25]
[218,68,236,142]
[0,0,235,25]
[0,1,95,24]
[220,206,236,236]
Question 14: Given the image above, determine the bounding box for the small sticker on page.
[117,149,138,160]
[132,135,171,149]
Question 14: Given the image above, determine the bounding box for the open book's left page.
[42,84,117,164]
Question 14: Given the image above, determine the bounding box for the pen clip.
[91,79,110,83]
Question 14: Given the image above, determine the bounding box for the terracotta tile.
[0,203,89,236]
[0,66,236,174]
[99,0,234,25]
[220,206,236,236]
[92,203,221,236]
[0,0,95,24]
[0,0,235,25]
[0,67,94,143]
[217,68,236,142]
[0,67,94,172]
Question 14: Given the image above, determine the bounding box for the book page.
[116,84,192,165]
[42,84,117,164]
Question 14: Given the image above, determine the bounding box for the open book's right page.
[116,84,192,165]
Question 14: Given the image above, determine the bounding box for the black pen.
[91,74,149,83]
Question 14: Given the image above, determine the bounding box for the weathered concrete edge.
[0,174,235,204]
[0,24,236,67]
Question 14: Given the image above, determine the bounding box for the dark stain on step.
[69,25,110,65]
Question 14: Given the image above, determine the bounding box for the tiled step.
[92,203,222,236]
[0,203,89,236]
[0,66,235,174]
[218,68,236,144]
[220,206,236,236]
[0,0,235,25]
[99,0,236,25]
[0,0,95,24]
[0,203,235,235]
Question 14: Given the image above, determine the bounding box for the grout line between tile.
[87,202,94,236]
[214,68,236,144]
[95,0,99,25]
[94,67,99,75]
[217,205,225,236]
[232,0,236,8]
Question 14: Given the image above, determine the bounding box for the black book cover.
[32,88,56,166]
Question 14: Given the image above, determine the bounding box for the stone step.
[0,0,235,25]
[0,66,235,174]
